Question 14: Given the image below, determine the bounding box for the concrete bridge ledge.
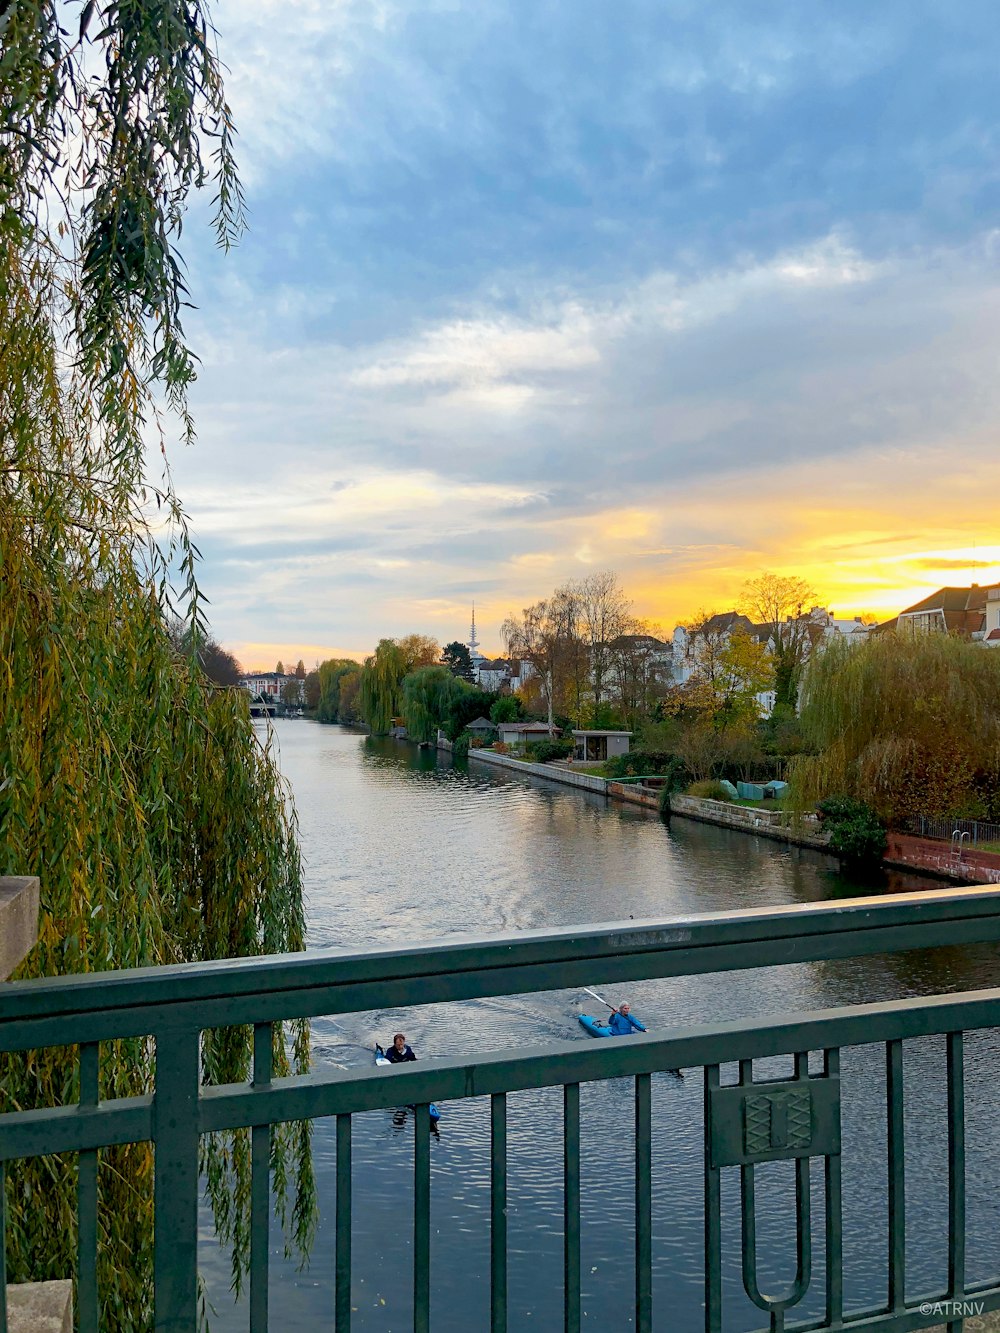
[0,876,40,981]
[6,1280,73,1333]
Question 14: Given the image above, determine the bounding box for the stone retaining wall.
[667,795,831,849]
[468,749,610,793]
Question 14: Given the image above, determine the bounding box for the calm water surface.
[201,722,1000,1332]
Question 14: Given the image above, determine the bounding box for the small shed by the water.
[572,730,632,762]
[466,716,495,736]
[497,721,560,749]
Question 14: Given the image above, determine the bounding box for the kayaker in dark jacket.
[384,1033,417,1063]
[607,1002,645,1036]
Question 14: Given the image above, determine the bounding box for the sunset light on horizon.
[161,2,1000,670]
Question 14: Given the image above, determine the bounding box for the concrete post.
[0,878,40,983]
[0,877,74,1331]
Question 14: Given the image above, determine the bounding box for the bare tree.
[502,586,582,728]
[608,620,670,727]
[573,571,633,714]
[740,572,815,710]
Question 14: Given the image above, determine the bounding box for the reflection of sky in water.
[199,723,1000,1331]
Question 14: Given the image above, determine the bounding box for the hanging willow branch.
[1,1,313,1324]
[790,632,1000,824]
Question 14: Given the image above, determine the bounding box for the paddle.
[583,985,615,1011]
[581,988,683,1077]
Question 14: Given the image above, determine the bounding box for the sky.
[166,0,1000,668]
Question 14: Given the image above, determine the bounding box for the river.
[201,722,1000,1332]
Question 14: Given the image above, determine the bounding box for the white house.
[241,671,302,702]
[476,657,513,690]
[983,585,1000,647]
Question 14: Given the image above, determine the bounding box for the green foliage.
[442,640,475,681]
[525,739,574,763]
[817,797,887,865]
[759,705,806,757]
[402,666,471,743]
[303,670,321,710]
[490,695,523,724]
[358,639,408,733]
[687,779,732,801]
[0,3,312,1321]
[443,686,499,742]
[634,718,680,750]
[606,750,677,778]
[590,703,626,729]
[316,659,362,724]
[792,634,1000,824]
[451,732,471,760]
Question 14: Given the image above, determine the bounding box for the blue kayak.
[375,1046,441,1122]
[578,1016,683,1076]
[579,1013,639,1037]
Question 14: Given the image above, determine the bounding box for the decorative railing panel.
[3,886,1000,1332]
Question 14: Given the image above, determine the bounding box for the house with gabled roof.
[879,585,989,638]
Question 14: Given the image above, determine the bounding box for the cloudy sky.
[169,0,1000,668]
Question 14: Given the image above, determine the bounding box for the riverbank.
[468,747,1000,885]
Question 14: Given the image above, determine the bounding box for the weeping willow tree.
[791,632,1000,824]
[1,0,314,1323]
[401,665,472,743]
[358,638,408,734]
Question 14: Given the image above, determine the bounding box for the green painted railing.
[4,885,1000,1331]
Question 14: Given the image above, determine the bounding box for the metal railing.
[912,816,1000,849]
[4,886,1000,1331]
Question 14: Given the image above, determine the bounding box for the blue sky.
[169,0,1000,666]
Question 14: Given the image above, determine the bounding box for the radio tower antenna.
[468,603,480,656]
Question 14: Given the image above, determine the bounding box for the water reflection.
[199,723,1000,1332]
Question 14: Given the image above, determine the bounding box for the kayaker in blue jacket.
[384,1033,417,1063]
[607,1002,645,1036]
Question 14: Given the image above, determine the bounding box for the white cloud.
[174,232,1000,652]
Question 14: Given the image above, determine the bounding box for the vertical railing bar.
[704,1065,722,1333]
[947,1030,966,1329]
[886,1039,906,1313]
[77,1041,100,1333]
[250,1022,273,1333]
[824,1048,843,1327]
[335,1114,352,1333]
[563,1082,581,1333]
[635,1073,652,1333]
[491,1093,507,1333]
[0,1160,8,1333]
[414,1103,431,1333]
[153,1023,200,1333]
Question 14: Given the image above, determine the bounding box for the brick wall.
[885,833,1000,884]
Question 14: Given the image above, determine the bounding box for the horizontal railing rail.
[3,885,1000,1047]
[912,816,1000,848]
[4,885,1000,1332]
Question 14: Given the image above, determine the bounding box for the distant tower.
[468,603,480,657]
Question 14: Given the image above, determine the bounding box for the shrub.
[524,739,574,763]
[492,741,509,754]
[606,750,677,778]
[451,732,471,760]
[490,696,523,724]
[817,795,887,865]
[687,779,731,801]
